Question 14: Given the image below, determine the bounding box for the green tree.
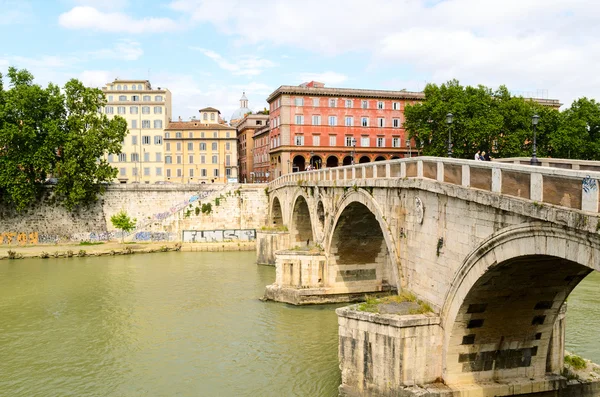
[549,98,600,160]
[110,210,136,243]
[0,67,127,211]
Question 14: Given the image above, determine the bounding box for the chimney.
[178,116,182,122]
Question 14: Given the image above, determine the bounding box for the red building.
[266,81,424,179]
[252,124,270,183]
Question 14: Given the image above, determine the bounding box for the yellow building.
[101,79,172,184]
[164,107,238,184]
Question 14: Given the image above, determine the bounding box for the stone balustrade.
[269,157,600,213]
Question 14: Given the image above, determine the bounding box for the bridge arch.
[289,193,315,246]
[325,190,400,291]
[269,195,284,227]
[441,223,600,384]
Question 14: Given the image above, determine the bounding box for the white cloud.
[79,70,112,87]
[191,47,276,76]
[69,0,129,10]
[89,39,144,61]
[58,6,179,33]
[298,72,348,86]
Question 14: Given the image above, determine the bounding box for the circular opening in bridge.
[342,156,353,166]
[374,156,386,162]
[270,197,283,227]
[292,155,306,172]
[446,255,591,382]
[359,156,370,164]
[291,196,314,244]
[331,202,385,265]
[326,156,339,168]
[317,200,325,228]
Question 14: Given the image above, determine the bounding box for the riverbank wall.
[0,184,269,245]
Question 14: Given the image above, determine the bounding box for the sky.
[1,0,599,122]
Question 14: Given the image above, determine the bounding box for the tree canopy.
[404,80,594,160]
[0,67,127,211]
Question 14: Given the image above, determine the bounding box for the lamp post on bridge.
[310,150,314,170]
[446,113,454,158]
[351,138,356,165]
[406,138,411,158]
[530,114,540,166]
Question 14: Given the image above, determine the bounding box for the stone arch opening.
[359,156,370,164]
[290,195,314,244]
[326,156,339,168]
[270,196,283,227]
[342,156,353,166]
[309,155,322,169]
[317,200,325,228]
[374,156,386,161]
[391,155,401,160]
[292,155,306,172]
[445,254,591,383]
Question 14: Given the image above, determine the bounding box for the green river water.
[0,252,598,397]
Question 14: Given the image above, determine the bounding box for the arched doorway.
[292,155,306,172]
[374,156,386,162]
[290,195,314,244]
[270,197,283,227]
[326,156,339,168]
[359,156,370,164]
[309,155,323,169]
[342,156,353,166]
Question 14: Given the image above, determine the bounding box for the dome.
[230,92,251,122]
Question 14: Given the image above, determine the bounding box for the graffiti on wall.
[151,190,216,222]
[182,229,256,243]
[133,231,175,242]
[0,232,40,245]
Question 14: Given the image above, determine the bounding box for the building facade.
[266,81,423,180]
[236,113,269,183]
[164,107,238,184]
[252,124,271,183]
[102,79,172,184]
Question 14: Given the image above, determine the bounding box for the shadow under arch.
[269,195,284,227]
[289,194,314,245]
[440,222,600,384]
[325,190,400,290]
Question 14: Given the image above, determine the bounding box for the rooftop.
[267,82,424,102]
[165,121,235,131]
[199,107,221,113]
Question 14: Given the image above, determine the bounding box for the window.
[345,136,354,147]
[131,95,139,102]
[189,168,194,177]
[105,106,114,114]
[153,120,162,129]
[131,153,139,162]
[201,155,206,164]
[361,100,368,109]
[154,106,162,114]
[361,137,370,147]
[142,106,150,114]
[295,135,304,146]
[329,136,336,146]
[107,154,113,162]
[392,118,400,128]
[377,137,385,147]
[131,120,137,128]
[345,99,352,108]
[155,95,163,101]
[312,115,321,125]
[108,95,113,102]
[377,101,384,110]
[214,169,219,177]
[200,143,206,151]
[156,167,162,176]
[189,132,194,138]
[154,136,162,145]
[226,155,231,166]
[176,142,182,151]
[176,155,182,164]
[165,155,172,164]
[312,98,319,107]
[142,136,151,145]
[226,168,231,176]
[328,116,337,126]
[189,155,194,164]
[203,113,208,120]
[345,116,353,126]
[212,142,217,150]
[361,117,369,127]
[119,95,127,101]
[130,106,138,114]
[393,102,400,110]
[187,142,193,151]
[132,167,138,176]
[212,155,218,164]
[119,153,126,162]
[226,132,230,138]
[117,85,121,90]
[313,135,320,146]
[155,152,162,162]
[295,115,304,125]
[143,95,150,101]
[123,85,128,90]
[144,152,150,162]
[392,137,400,147]
[378,118,385,127]
[120,167,126,176]
[165,132,170,139]
[142,120,150,128]
[210,113,215,121]
[294,97,304,106]
[166,143,171,151]
[144,167,150,176]
[201,168,207,177]
[329,98,336,107]
[226,142,230,150]
[176,169,182,177]
[166,169,171,178]
[132,136,138,145]
[213,131,218,138]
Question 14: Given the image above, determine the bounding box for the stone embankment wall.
[0,184,269,244]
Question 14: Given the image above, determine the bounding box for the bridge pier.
[256,230,289,265]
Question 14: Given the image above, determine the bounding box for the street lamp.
[406,138,411,158]
[446,113,454,157]
[287,159,290,173]
[350,138,356,165]
[530,114,540,165]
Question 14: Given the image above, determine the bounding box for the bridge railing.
[269,157,600,213]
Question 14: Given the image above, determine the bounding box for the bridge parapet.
[269,157,600,213]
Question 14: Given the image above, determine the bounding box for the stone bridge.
[258,157,600,397]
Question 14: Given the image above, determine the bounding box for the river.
[0,252,597,397]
